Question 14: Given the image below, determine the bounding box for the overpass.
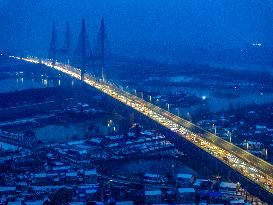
[16,56,273,197]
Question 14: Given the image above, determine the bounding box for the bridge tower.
[99,18,106,82]
[60,22,71,64]
[81,19,87,81]
[48,21,57,65]
[75,19,92,81]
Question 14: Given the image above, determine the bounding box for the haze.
[0,0,273,64]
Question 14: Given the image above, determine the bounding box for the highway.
[19,57,273,195]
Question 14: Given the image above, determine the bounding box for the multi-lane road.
[19,57,273,195]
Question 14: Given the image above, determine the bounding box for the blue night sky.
[0,0,272,58]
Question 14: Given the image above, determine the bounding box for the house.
[229,199,245,205]
[144,190,162,205]
[176,174,195,187]
[219,182,237,195]
[176,188,196,203]
[53,166,70,173]
[116,201,134,205]
[256,125,267,133]
[85,188,98,201]
[206,191,223,203]
[25,201,44,205]
[47,173,59,184]
[69,202,85,205]
[9,201,44,205]
[8,202,22,205]
[34,173,47,185]
[66,172,78,184]
[193,179,211,189]
[76,189,87,201]
[84,169,97,184]
[0,186,16,194]
[144,173,161,183]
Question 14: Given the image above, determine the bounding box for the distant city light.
[43,79,48,86]
[252,43,262,47]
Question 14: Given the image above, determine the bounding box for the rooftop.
[177,173,193,179]
[0,186,16,192]
[66,172,77,177]
[219,182,237,189]
[178,188,195,193]
[85,169,97,176]
[145,190,162,196]
[35,173,46,178]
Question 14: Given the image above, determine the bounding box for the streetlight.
[246,140,249,150]
[212,124,217,135]
[227,131,232,143]
[148,95,152,102]
[264,148,268,159]
[167,103,170,111]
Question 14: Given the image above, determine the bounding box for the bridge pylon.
[99,18,105,82]
[48,21,57,65]
[74,18,93,81]
[94,18,108,82]
[60,22,71,64]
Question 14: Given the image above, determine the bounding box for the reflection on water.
[1,75,272,115]
[0,77,74,93]
[146,85,273,113]
[0,78,46,93]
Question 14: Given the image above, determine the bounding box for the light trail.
[18,57,273,195]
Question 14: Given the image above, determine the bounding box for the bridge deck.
[20,57,273,195]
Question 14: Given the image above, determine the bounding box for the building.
[84,169,97,184]
[193,179,211,189]
[144,190,162,205]
[219,182,237,195]
[176,173,195,187]
[66,172,78,184]
[229,199,246,205]
[116,201,134,205]
[0,186,16,194]
[176,187,196,203]
[144,173,162,183]
[85,188,98,201]
[34,173,47,185]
